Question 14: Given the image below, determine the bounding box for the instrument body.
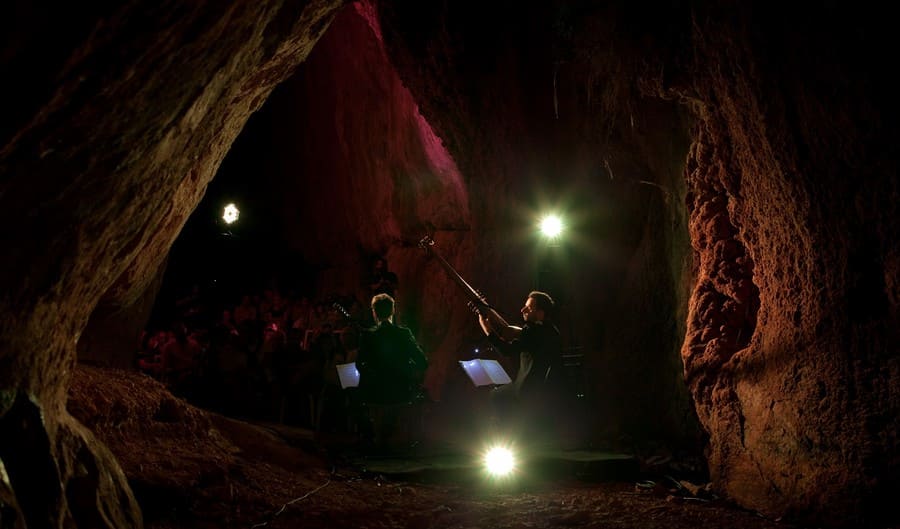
[418,236,521,342]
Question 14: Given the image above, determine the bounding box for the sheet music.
[480,359,512,385]
[335,362,360,389]
[459,359,511,386]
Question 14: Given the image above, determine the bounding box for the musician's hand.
[467,301,482,315]
[477,314,491,336]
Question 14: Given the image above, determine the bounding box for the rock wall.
[0,1,346,526]
[679,5,899,526]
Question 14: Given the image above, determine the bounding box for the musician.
[475,291,562,436]
[357,294,428,451]
[368,257,398,299]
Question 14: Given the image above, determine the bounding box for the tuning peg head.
[418,236,434,249]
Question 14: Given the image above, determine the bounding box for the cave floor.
[137,424,795,529]
[68,367,796,529]
[342,446,637,481]
[145,452,794,529]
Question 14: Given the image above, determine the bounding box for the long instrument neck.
[424,243,520,342]
[430,249,484,304]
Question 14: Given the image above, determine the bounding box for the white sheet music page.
[480,359,512,385]
[335,362,360,388]
[459,359,511,386]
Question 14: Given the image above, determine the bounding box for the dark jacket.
[357,321,428,405]
[489,321,561,398]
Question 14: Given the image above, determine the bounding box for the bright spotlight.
[222,203,240,224]
[484,445,516,477]
[539,215,562,238]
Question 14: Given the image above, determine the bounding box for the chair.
[362,388,428,454]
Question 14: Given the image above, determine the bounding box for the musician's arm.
[477,306,522,337]
[479,314,523,351]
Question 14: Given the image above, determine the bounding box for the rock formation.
[0,1,346,526]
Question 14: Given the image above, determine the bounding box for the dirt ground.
[68,367,798,529]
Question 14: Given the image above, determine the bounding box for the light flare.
[484,445,516,477]
[540,214,563,238]
[222,203,239,224]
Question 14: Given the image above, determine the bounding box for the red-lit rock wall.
[680,6,899,526]
[215,4,478,399]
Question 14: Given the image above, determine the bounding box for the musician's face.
[521,297,543,323]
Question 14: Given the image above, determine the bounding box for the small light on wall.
[222,203,240,224]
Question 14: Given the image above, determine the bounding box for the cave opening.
[135,1,701,465]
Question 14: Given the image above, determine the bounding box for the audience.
[139,273,380,430]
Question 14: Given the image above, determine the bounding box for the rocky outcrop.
[0,392,141,528]
[0,1,345,526]
[680,6,899,526]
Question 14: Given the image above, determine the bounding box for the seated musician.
[474,291,563,440]
[357,294,428,452]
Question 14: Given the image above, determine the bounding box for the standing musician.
[473,291,562,438]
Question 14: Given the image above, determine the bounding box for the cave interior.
[0,1,897,528]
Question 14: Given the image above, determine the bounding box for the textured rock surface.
[679,6,899,526]
[0,1,345,526]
